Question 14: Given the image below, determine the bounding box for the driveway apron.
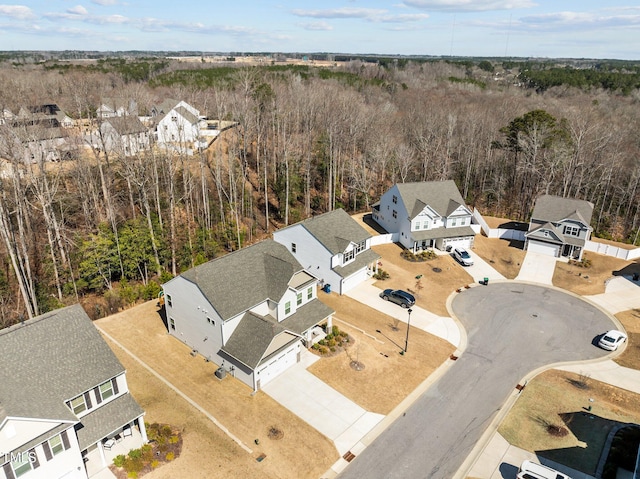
[262,350,384,456]
[516,251,558,284]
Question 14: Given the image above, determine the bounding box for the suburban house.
[525,194,594,260]
[96,98,137,119]
[1,125,70,163]
[162,239,334,391]
[99,116,150,157]
[15,104,74,129]
[155,100,203,146]
[372,180,476,252]
[0,304,147,479]
[273,209,380,295]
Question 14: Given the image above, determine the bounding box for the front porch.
[83,421,145,478]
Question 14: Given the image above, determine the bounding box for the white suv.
[517,460,572,479]
[453,247,474,266]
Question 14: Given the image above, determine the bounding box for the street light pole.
[404,308,412,354]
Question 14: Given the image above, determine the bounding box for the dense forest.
[0,55,639,327]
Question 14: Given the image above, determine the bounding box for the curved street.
[337,282,616,479]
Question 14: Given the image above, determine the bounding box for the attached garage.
[526,240,561,257]
[255,342,300,387]
[340,268,369,295]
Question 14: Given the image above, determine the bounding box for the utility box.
[215,367,226,379]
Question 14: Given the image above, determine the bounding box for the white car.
[453,247,474,266]
[518,460,571,479]
[598,330,627,351]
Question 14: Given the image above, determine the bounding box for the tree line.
[0,57,638,326]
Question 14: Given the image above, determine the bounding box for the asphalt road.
[338,282,615,479]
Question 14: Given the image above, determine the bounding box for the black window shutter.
[28,448,39,469]
[61,430,70,450]
[112,377,119,395]
[94,386,102,405]
[3,463,15,479]
[42,441,52,461]
[83,391,92,409]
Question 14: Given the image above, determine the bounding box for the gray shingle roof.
[0,304,126,423]
[103,116,147,135]
[75,394,144,450]
[174,105,199,125]
[180,240,303,320]
[530,195,594,225]
[220,300,333,369]
[395,181,468,220]
[286,208,373,255]
[333,248,381,278]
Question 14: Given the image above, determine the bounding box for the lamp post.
[404,308,413,354]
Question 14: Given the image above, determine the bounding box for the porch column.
[137,417,148,443]
[326,314,333,331]
[97,441,107,467]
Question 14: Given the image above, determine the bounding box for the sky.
[0,1,639,60]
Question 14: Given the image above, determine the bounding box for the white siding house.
[372,180,475,252]
[0,304,147,479]
[273,209,380,295]
[155,101,206,153]
[99,116,150,157]
[162,240,334,391]
[525,195,594,260]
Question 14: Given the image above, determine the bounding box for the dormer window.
[343,249,355,263]
[70,395,87,415]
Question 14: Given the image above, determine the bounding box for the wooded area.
[0,56,638,326]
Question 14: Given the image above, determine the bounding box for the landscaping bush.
[113,455,126,468]
[373,268,390,280]
[400,249,437,262]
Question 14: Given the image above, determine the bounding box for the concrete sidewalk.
[464,250,507,284]
[515,251,558,284]
[345,281,461,347]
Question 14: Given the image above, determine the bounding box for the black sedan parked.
[379,289,416,308]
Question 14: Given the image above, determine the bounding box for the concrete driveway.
[586,275,640,314]
[338,282,616,479]
[262,350,384,456]
[516,251,558,284]
[451,249,507,284]
[346,281,461,347]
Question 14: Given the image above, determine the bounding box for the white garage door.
[442,237,472,250]
[527,240,560,257]
[341,268,368,294]
[257,344,299,387]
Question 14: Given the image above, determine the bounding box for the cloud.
[92,0,118,5]
[403,0,536,12]
[299,21,333,31]
[67,5,89,15]
[0,5,35,20]
[519,11,640,31]
[291,8,387,20]
[292,7,428,23]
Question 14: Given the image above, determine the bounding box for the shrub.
[169,435,179,444]
[166,452,175,461]
[151,459,160,469]
[127,473,138,479]
[113,455,126,468]
[373,269,390,280]
[128,448,142,460]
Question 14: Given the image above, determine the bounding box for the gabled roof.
[179,240,303,321]
[530,195,594,226]
[525,222,564,243]
[173,105,199,125]
[284,208,372,255]
[153,98,178,116]
[0,304,126,424]
[103,116,147,135]
[221,300,333,369]
[395,181,468,220]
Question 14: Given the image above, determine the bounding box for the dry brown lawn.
[371,243,473,317]
[97,301,337,479]
[552,252,636,295]
[499,369,640,475]
[315,293,455,414]
[472,234,527,279]
[614,309,640,370]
